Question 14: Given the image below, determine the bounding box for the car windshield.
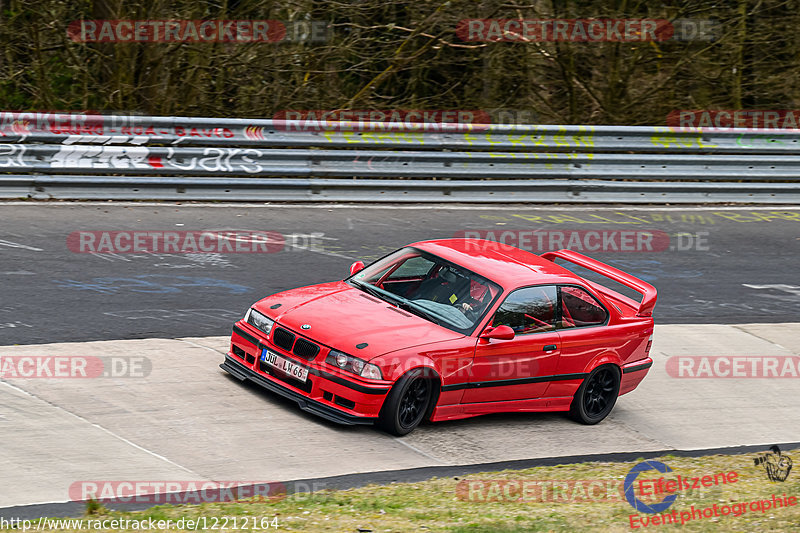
[348,247,502,334]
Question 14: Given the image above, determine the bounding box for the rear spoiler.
[540,249,657,317]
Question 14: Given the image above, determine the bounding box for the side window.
[560,286,607,328]
[492,285,557,334]
[387,256,435,280]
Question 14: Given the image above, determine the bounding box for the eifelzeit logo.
[754,446,793,482]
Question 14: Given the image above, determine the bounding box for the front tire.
[569,365,620,424]
[377,369,433,436]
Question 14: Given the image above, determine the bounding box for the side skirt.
[430,396,575,422]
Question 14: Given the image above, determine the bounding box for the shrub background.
[1,0,796,124]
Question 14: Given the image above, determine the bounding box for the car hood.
[253,281,464,359]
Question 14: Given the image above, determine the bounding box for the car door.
[546,284,616,398]
[463,285,562,403]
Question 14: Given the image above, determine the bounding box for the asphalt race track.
[1,203,800,345]
[1,203,800,517]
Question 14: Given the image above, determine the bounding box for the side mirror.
[349,261,366,276]
[480,325,515,341]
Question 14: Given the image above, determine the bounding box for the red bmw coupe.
[221,239,656,435]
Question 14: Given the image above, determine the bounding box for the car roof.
[410,238,585,290]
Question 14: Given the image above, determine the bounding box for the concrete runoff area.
[0,323,798,512]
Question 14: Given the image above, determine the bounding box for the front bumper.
[223,323,390,425]
[221,355,376,425]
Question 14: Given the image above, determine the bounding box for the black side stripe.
[441,372,588,392]
[232,324,259,346]
[623,361,653,374]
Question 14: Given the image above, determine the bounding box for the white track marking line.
[0,380,203,477]
[731,325,793,352]
[393,437,451,465]
[0,239,43,251]
[290,246,356,260]
[182,337,447,465]
[177,337,228,356]
[182,338,449,465]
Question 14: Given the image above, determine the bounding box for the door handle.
[543,344,557,351]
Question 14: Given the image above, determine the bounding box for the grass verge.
[8,448,800,532]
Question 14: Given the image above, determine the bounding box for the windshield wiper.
[351,279,387,300]
[395,300,443,325]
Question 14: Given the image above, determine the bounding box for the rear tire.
[377,369,433,436]
[569,365,620,425]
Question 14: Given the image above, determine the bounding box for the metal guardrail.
[2,114,800,202]
[6,175,797,203]
[3,116,800,153]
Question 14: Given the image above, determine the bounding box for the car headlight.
[244,308,274,335]
[326,350,383,380]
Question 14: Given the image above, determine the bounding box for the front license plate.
[261,349,309,383]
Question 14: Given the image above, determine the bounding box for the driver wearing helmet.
[414,265,482,316]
